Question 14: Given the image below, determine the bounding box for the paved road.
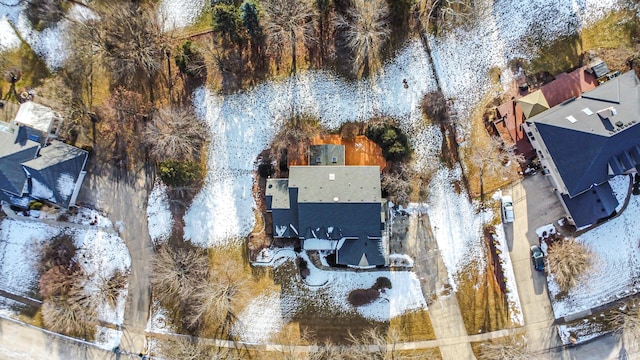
[78,165,154,356]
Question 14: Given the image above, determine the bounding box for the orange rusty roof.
[288,134,387,170]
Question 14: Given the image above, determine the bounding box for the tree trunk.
[290,29,297,74]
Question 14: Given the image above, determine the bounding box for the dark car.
[530,245,545,272]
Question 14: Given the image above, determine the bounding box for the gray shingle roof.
[0,126,39,195]
[528,71,640,196]
[561,181,618,227]
[336,235,385,267]
[288,166,381,203]
[22,141,88,208]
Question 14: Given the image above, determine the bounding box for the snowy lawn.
[423,167,486,290]
[548,175,640,319]
[232,249,427,343]
[0,211,131,350]
[147,181,173,246]
[157,0,208,31]
[184,40,438,247]
[0,3,96,68]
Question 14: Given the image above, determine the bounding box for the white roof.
[13,102,59,134]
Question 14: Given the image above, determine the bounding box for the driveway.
[507,174,565,351]
[77,164,154,355]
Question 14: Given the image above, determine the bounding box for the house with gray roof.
[266,162,387,268]
[522,70,640,227]
[0,109,88,209]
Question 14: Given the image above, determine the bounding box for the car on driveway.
[530,244,545,271]
[501,195,515,223]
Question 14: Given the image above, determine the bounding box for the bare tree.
[151,246,209,306]
[262,0,317,73]
[41,284,98,339]
[99,269,128,308]
[92,2,169,91]
[345,327,421,359]
[333,0,390,77]
[144,108,208,162]
[158,336,241,360]
[469,136,524,204]
[610,301,640,355]
[477,333,544,360]
[415,0,476,33]
[381,163,415,206]
[547,237,593,293]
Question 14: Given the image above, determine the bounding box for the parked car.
[501,195,515,223]
[530,244,545,271]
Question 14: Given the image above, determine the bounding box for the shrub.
[547,237,593,293]
[175,40,206,78]
[365,122,410,161]
[29,201,44,210]
[347,288,380,306]
[100,270,128,308]
[373,276,392,290]
[158,160,203,187]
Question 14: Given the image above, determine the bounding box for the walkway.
[0,202,116,234]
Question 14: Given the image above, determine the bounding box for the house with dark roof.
[0,103,88,209]
[522,70,640,227]
[266,145,387,267]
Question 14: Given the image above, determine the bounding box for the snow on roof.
[30,176,55,202]
[13,102,58,134]
[548,175,640,319]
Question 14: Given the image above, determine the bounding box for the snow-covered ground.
[157,0,208,31]
[428,0,619,125]
[492,223,524,325]
[0,3,96,68]
[232,249,427,343]
[424,167,485,290]
[548,175,640,319]
[147,181,173,246]
[0,211,130,350]
[184,40,438,247]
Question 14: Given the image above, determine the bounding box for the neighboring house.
[522,70,640,227]
[266,145,387,268]
[0,102,88,209]
[493,65,599,159]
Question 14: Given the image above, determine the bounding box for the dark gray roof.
[266,179,290,209]
[309,144,345,166]
[297,202,382,240]
[0,126,39,195]
[528,71,640,196]
[288,166,381,203]
[22,141,88,208]
[561,181,618,227]
[336,235,385,267]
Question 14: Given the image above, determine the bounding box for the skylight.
[582,108,593,115]
[566,115,577,123]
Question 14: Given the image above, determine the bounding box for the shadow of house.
[522,71,640,227]
[0,103,88,209]
[266,158,387,268]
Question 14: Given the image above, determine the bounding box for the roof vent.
[566,115,577,123]
[615,121,624,128]
[329,173,335,180]
[333,197,339,202]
